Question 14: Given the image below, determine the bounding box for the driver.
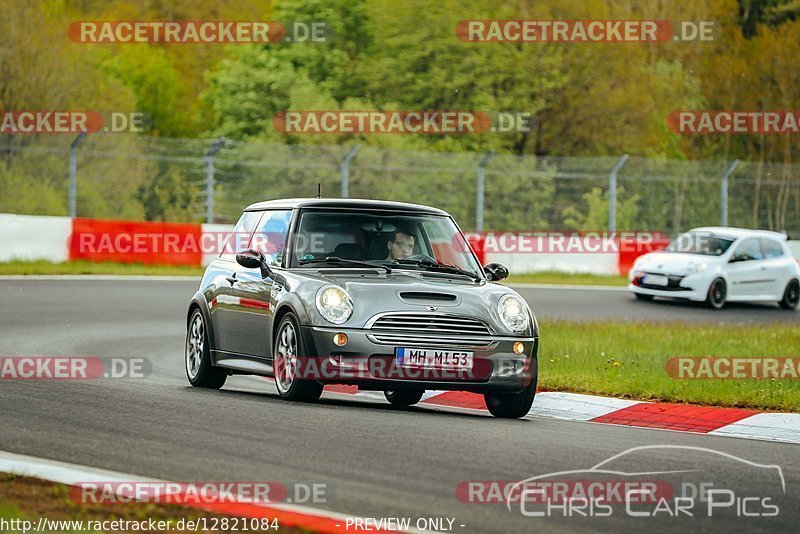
[385,227,415,261]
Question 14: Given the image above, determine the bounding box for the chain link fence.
[1,133,798,235]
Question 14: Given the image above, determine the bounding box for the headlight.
[498,294,530,333]
[688,261,709,273]
[315,286,353,324]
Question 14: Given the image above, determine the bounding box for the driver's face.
[387,232,414,260]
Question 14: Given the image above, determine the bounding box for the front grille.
[369,313,492,335]
[637,272,688,291]
[367,333,495,347]
[367,312,495,347]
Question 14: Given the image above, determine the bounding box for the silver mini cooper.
[185,198,538,418]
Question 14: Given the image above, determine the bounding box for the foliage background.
[1,0,799,228]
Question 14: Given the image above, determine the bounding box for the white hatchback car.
[629,227,800,310]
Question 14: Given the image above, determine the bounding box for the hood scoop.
[399,291,459,306]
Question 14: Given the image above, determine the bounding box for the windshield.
[290,209,483,277]
[666,231,735,256]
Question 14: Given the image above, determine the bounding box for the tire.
[634,293,654,301]
[484,361,538,419]
[185,309,227,389]
[779,279,800,310]
[705,278,727,310]
[273,313,323,402]
[384,390,425,407]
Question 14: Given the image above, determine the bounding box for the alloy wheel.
[185,312,204,379]
[709,279,726,309]
[275,321,298,394]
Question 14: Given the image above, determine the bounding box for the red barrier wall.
[69,218,203,266]
[617,238,671,275]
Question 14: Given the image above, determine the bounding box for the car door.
[759,238,790,298]
[726,238,768,298]
[213,210,263,354]
[226,209,292,358]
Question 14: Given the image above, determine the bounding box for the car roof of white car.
[689,226,788,241]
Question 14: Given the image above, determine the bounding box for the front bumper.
[628,272,708,301]
[299,325,538,394]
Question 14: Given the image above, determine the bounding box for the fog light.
[333,332,348,347]
[513,342,524,355]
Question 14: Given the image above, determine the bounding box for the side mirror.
[484,262,509,282]
[236,249,272,277]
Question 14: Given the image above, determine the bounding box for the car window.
[293,212,369,261]
[418,218,476,269]
[760,238,784,259]
[666,231,734,256]
[250,210,292,266]
[290,210,483,276]
[731,238,764,262]
[219,211,262,260]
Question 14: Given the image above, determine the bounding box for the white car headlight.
[315,286,353,324]
[498,294,530,333]
[688,261,709,273]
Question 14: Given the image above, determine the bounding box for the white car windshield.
[666,231,735,256]
[291,210,483,277]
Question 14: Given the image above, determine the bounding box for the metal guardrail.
[1,133,798,235]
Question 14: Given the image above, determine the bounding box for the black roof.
[244,198,449,216]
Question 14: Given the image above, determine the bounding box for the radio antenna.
[316,183,321,198]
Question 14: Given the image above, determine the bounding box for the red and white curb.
[319,386,800,445]
[0,450,430,534]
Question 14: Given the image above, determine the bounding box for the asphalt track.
[0,278,798,533]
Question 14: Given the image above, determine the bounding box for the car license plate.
[395,348,473,370]
[643,274,669,286]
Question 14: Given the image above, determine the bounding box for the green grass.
[505,271,628,286]
[0,260,204,276]
[0,260,628,286]
[540,319,800,411]
[0,262,628,286]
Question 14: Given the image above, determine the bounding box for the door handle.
[226,275,238,285]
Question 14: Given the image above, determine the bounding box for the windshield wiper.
[299,256,391,273]
[391,259,481,282]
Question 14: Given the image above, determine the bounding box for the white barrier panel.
[200,223,234,266]
[0,213,71,262]
[484,251,619,275]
